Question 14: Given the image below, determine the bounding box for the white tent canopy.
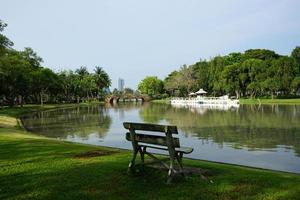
[188,92,195,96]
[195,88,207,95]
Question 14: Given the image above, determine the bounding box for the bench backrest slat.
[123,122,178,134]
[126,132,180,147]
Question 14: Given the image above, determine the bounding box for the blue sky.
[1,0,300,89]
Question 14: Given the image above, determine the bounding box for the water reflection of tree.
[22,105,112,140]
[139,104,300,156]
[139,103,171,123]
[105,102,143,111]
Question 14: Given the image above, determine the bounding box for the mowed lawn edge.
[1,105,300,200]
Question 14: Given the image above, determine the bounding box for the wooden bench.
[123,122,193,183]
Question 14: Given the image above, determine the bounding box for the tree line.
[139,48,300,99]
[0,20,111,106]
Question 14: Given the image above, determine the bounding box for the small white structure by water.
[171,89,239,109]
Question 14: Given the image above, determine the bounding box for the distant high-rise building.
[118,78,124,91]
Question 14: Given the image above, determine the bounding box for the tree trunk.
[40,91,44,106]
[250,91,256,99]
[9,96,15,107]
[18,95,23,107]
[235,90,240,99]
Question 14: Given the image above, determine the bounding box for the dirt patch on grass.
[74,150,116,158]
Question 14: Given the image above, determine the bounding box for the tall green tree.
[0,50,32,106]
[164,71,180,96]
[240,59,265,97]
[291,76,300,94]
[138,76,164,98]
[179,65,197,94]
[20,47,43,68]
[270,57,296,94]
[208,56,227,95]
[31,68,59,106]
[291,46,300,75]
[94,66,111,98]
[0,20,13,56]
[246,59,266,98]
[221,64,241,98]
[193,60,209,92]
[244,49,279,60]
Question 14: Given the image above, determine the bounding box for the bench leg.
[176,152,184,175]
[167,163,174,184]
[140,147,146,164]
[139,147,146,172]
[128,147,139,173]
[167,153,176,184]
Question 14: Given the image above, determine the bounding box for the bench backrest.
[123,122,180,148]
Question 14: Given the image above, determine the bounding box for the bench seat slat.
[176,146,194,154]
[138,144,193,154]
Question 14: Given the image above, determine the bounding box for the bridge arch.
[105,95,148,104]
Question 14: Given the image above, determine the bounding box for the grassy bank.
[240,98,300,105]
[151,98,171,104]
[0,102,104,117]
[1,106,300,199]
[152,98,300,105]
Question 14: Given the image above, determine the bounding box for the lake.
[21,103,300,173]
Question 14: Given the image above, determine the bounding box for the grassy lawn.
[240,98,300,105]
[1,106,300,200]
[152,98,300,105]
[151,98,171,104]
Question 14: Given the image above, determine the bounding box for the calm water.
[21,103,300,173]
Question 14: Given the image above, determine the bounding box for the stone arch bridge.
[105,95,150,104]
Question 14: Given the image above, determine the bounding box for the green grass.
[151,98,300,105]
[151,98,171,104]
[240,98,300,105]
[0,102,104,117]
[1,106,300,199]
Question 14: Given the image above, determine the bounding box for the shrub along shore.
[1,104,300,200]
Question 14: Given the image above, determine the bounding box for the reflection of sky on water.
[21,103,300,174]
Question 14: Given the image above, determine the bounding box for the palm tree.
[94,66,111,96]
[75,66,89,78]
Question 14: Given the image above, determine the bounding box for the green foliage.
[94,66,111,90]
[164,70,181,96]
[138,76,164,98]
[164,65,197,97]
[271,56,296,93]
[0,20,13,55]
[0,20,111,106]
[224,52,244,65]
[193,61,209,91]
[291,46,300,75]
[291,76,300,93]
[161,47,300,98]
[20,47,43,68]
[124,87,134,94]
[243,49,279,60]
[221,64,241,97]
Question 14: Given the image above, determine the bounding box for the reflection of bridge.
[105,95,150,104]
